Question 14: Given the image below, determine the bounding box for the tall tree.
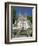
[27,16,32,23]
[11,7,16,24]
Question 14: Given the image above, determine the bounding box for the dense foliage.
[11,7,16,24]
[27,16,32,23]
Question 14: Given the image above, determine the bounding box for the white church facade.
[12,13,32,31]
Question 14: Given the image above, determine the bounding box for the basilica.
[12,14,32,31]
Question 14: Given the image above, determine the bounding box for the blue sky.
[16,7,32,16]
